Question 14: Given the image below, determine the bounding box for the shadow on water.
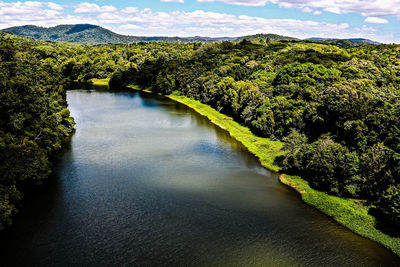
[369,208,400,238]
[0,139,71,243]
[68,81,110,91]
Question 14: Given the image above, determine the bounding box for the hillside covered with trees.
[3,24,379,46]
[0,32,399,244]
[3,24,236,44]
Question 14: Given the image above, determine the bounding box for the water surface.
[1,89,399,266]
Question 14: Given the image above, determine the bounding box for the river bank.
[167,92,400,257]
[91,78,400,256]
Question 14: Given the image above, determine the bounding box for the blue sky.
[0,0,399,43]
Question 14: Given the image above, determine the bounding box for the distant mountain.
[4,24,126,44]
[237,33,299,42]
[306,37,380,46]
[3,24,300,44]
[3,24,381,47]
[2,24,236,44]
[345,38,380,45]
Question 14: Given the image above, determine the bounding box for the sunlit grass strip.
[128,85,400,256]
[89,78,110,86]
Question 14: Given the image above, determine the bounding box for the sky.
[0,0,399,43]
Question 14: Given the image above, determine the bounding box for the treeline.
[109,40,400,224]
[0,35,75,229]
[1,33,399,228]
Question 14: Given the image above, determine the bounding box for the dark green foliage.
[378,185,400,224]
[305,137,360,196]
[109,67,138,88]
[280,129,308,172]
[360,143,394,200]
[273,62,341,92]
[0,36,75,229]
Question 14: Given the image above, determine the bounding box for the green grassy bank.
[107,81,400,256]
[89,78,110,87]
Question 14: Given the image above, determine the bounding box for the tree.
[360,143,394,200]
[378,185,400,224]
[305,137,360,196]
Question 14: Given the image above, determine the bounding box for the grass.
[106,81,400,256]
[89,78,110,87]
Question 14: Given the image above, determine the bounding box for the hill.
[2,24,236,44]
[306,37,380,47]
[3,24,381,47]
[3,24,127,44]
[236,33,299,42]
[2,24,302,44]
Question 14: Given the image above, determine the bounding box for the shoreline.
[125,86,400,257]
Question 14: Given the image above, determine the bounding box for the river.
[1,89,399,266]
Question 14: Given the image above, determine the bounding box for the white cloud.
[119,24,142,31]
[0,1,396,43]
[161,0,184,3]
[364,16,389,24]
[197,0,268,6]
[47,2,63,10]
[0,1,98,27]
[121,7,139,13]
[93,7,387,41]
[74,2,117,13]
[197,0,400,18]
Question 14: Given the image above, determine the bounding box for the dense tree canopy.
[0,35,75,229]
[1,32,400,228]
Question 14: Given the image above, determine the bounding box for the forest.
[0,32,399,235]
[109,39,400,227]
